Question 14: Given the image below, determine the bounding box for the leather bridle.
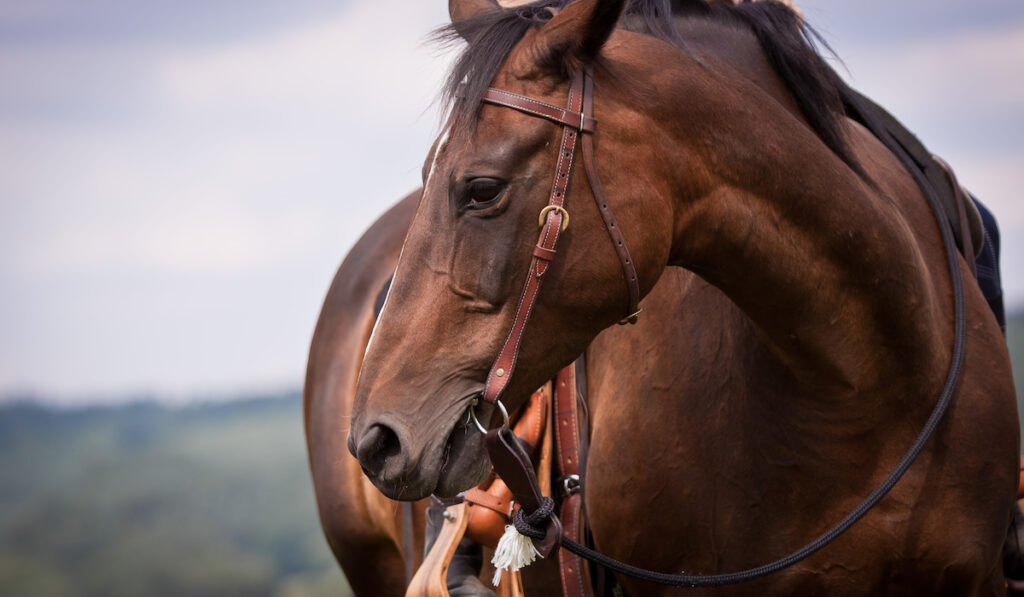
[478,67,641,410]
[467,65,970,589]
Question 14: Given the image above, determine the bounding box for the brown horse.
[338,0,1018,594]
[304,191,429,596]
[305,189,568,595]
[307,187,575,595]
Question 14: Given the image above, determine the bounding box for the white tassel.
[491,524,541,586]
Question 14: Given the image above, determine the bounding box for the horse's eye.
[465,178,506,209]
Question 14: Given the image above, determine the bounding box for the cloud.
[0,0,463,399]
[840,24,1024,120]
[153,2,453,129]
[0,1,456,279]
[2,1,1022,399]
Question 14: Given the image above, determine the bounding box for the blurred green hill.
[0,393,351,597]
[0,313,1020,596]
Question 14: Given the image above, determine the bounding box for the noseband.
[478,68,641,409]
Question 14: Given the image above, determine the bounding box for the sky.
[0,0,1021,404]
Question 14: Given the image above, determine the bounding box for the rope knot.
[492,497,556,586]
[512,496,555,540]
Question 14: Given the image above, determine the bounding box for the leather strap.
[485,428,563,557]
[482,71,586,405]
[932,155,977,277]
[481,67,642,405]
[465,387,549,548]
[554,364,593,597]
[482,88,596,133]
[405,502,470,597]
[580,69,641,324]
[464,487,512,519]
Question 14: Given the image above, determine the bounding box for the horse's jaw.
[433,420,492,498]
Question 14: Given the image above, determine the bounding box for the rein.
[475,67,968,588]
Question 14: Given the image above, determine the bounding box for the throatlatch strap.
[580,69,641,324]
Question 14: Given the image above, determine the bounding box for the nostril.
[355,423,402,478]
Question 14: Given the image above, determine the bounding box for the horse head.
[348,0,676,500]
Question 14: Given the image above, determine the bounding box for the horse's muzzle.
[351,422,401,480]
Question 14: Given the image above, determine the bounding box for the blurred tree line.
[0,393,351,597]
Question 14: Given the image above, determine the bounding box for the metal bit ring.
[469,397,510,434]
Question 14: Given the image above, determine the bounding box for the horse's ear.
[531,0,626,75]
[449,0,501,24]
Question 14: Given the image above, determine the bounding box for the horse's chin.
[433,422,491,498]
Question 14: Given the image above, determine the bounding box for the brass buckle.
[538,205,569,232]
[617,307,642,325]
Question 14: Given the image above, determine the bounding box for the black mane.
[434,0,862,175]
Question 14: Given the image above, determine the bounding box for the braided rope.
[512,497,555,540]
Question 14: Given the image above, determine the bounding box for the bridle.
[465,64,969,588]
[475,67,641,412]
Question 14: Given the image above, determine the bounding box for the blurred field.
[0,314,1020,596]
[0,393,351,597]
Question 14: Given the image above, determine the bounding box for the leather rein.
[471,67,969,589]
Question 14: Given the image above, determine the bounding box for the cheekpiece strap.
[481,71,587,405]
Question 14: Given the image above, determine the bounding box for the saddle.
[406,385,555,597]
[406,367,594,597]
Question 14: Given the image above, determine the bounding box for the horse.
[305,189,568,595]
[304,190,429,596]
[335,0,1018,594]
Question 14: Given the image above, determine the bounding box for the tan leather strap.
[406,503,469,597]
[464,487,512,519]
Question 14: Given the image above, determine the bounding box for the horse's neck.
[649,52,949,399]
[674,16,804,121]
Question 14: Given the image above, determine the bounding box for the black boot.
[446,538,495,597]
